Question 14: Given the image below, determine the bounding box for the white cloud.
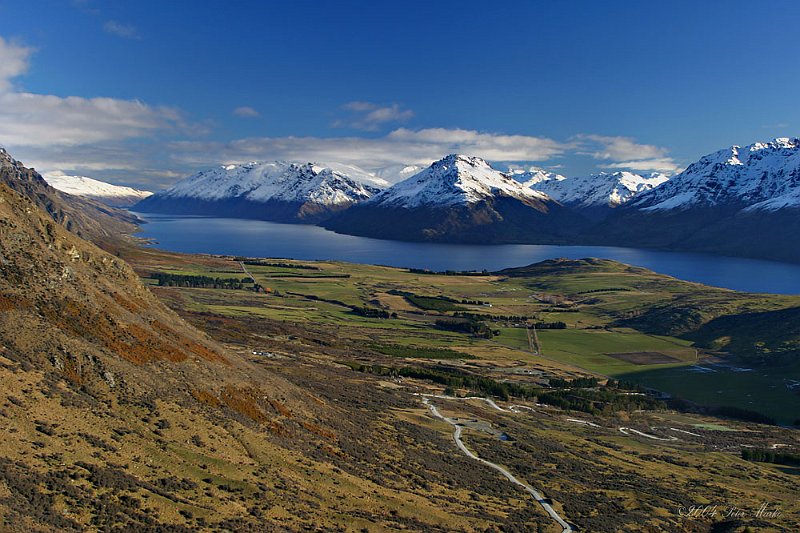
[0,37,33,90]
[335,101,414,131]
[103,20,140,40]
[604,159,681,173]
[0,35,190,180]
[166,128,569,183]
[575,133,679,173]
[576,134,667,161]
[0,92,185,147]
[232,106,261,118]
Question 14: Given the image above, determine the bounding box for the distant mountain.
[322,154,588,243]
[0,147,139,241]
[45,174,152,207]
[597,138,800,262]
[629,138,800,211]
[134,161,383,223]
[527,171,668,219]
[506,166,567,187]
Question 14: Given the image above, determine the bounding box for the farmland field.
[124,248,800,424]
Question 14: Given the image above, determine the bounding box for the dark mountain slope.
[593,138,800,262]
[0,147,139,241]
[323,154,590,243]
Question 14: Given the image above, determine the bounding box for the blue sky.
[0,0,798,188]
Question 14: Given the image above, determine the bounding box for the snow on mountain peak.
[631,137,800,212]
[44,174,153,207]
[156,160,383,207]
[367,154,551,208]
[506,166,567,188]
[527,171,668,208]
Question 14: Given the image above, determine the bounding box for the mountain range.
[44,174,153,207]
[131,137,800,262]
[134,160,384,223]
[523,170,669,219]
[321,154,589,243]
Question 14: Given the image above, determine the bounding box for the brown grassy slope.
[0,179,233,383]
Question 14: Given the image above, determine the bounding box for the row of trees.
[548,377,599,388]
[605,379,646,391]
[741,448,800,466]
[351,307,396,319]
[434,318,496,338]
[387,290,463,312]
[408,268,490,276]
[284,291,395,319]
[454,312,536,322]
[368,344,473,360]
[151,272,252,289]
[241,260,320,270]
[341,362,518,400]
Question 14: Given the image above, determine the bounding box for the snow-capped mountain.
[506,166,567,188]
[366,154,552,208]
[44,174,153,208]
[597,137,800,263]
[135,161,383,223]
[530,171,668,209]
[630,137,800,212]
[323,154,588,244]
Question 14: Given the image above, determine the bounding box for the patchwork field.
[123,247,800,425]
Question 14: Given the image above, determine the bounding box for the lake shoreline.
[132,212,800,295]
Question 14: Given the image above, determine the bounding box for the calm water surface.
[133,213,800,295]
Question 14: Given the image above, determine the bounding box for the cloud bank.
[575,134,680,173]
[168,127,570,180]
[0,35,680,188]
[0,36,190,182]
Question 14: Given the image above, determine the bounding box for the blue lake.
[133,213,800,295]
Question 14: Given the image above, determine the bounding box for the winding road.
[421,396,575,533]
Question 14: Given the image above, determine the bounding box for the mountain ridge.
[0,147,140,241]
[595,137,800,262]
[44,174,153,208]
[364,154,552,208]
[322,154,590,243]
[526,170,668,220]
[135,160,384,223]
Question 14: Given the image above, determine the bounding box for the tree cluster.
[741,449,800,466]
[151,272,251,289]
